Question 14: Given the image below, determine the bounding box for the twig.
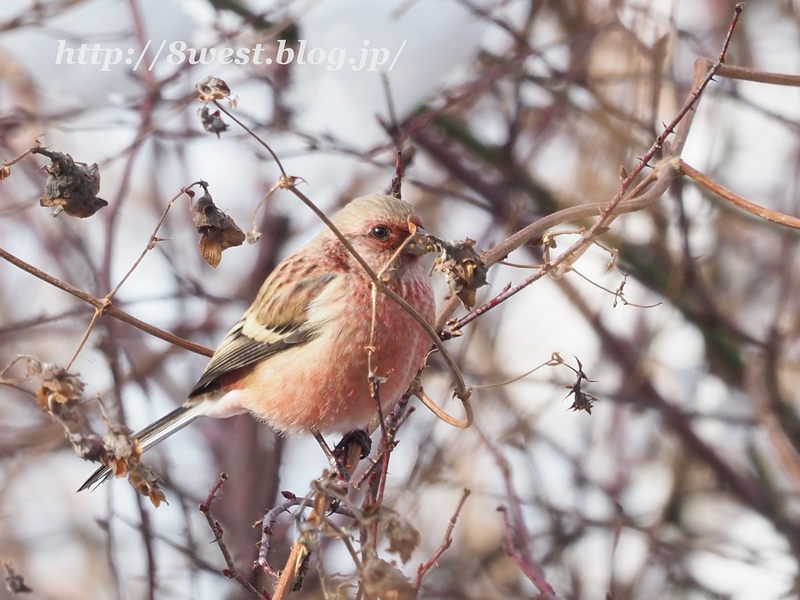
[272,537,308,600]
[65,183,204,369]
[272,477,348,600]
[380,73,402,159]
[413,487,471,590]
[255,492,302,586]
[709,61,800,87]
[476,422,558,599]
[353,394,415,490]
[198,473,263,599]
[136,494,157,600]
[432,164,666,334]
[112,512,237,577]
[435,3,746,335]
[448,160,679,336]
[469,355,559,391]
[0,246,213,358]
[411,378,473,428]
[747,352,800,499]
[497,506,558,600]
[213,100,287,177]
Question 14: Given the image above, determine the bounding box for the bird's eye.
[370,225,391,240]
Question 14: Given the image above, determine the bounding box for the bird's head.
[326,194,432,272]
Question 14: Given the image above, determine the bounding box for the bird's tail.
[78,403,203,492]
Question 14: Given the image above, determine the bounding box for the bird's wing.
[190,270,337,396]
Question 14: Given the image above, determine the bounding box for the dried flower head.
[31,360,86,423]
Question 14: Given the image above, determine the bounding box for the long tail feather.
[78,403,203,492]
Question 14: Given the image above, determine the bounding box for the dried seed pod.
[198,106,229,137]
[196,76,231,102]
[34,148,107,218]
[432,237,488,310]
[191,186,245,267]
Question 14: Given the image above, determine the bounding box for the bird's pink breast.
[229,270,435,434]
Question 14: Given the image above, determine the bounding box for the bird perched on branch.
[80,194,435,490]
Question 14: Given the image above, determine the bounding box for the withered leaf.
[34,148,107,218]
[192,189,245,267]
[128,464,167,508]
[3,562,32,594]
[383,513,421,564]
[362,556,416,600]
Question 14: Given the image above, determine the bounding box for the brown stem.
[680,160,800,230]
[709,61,800,87]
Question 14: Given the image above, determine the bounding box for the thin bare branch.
[0,246,213,357]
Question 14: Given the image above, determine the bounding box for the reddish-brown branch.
[476,423,558,599]
[707,61,800,87]
[498,506,559,600]
[0,246,213,357]
[255,492,302,586]
[198,473,264,599]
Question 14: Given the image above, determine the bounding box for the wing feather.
[190,269,337,397]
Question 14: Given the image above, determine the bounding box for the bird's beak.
[404,227,434,256]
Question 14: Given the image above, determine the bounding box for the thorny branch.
[255,491,302,586]
[436,4,749,334]
[199,473,263,599]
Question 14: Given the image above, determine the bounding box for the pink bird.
[81,194,435,490]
